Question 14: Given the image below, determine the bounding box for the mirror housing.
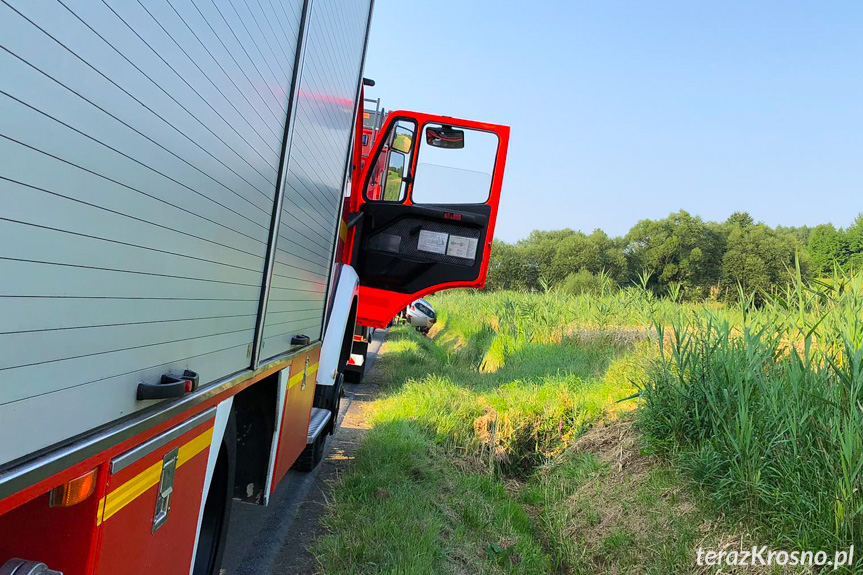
[426,125,464,149]
[391,126,413,153]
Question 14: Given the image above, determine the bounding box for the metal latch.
[302,356,310,390]
[152,447,179,532]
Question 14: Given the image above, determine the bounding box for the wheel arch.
[318,265,360,388]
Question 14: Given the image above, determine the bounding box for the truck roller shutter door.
[258,0,373,362]
[0,0,303,466]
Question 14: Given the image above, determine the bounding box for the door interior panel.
[355,203,490,293]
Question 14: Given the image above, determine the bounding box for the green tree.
[808,224,849,276]
[846,213,863,271]
[720,215,809,301]
[549,230,627,285]
[485,240,535,291]
[560,269,615,296]
[624,210,724,298]
[776,224,813,245]
[518,229,578,289]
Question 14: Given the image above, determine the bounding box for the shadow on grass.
[315,320,657,574]
[366,324,642,478]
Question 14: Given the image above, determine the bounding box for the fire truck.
[0,1,509,574]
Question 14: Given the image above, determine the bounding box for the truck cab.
[343,91,510,381]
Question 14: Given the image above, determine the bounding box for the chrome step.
[306,407,332,444]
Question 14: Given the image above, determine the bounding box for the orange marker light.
[49,468,98,507]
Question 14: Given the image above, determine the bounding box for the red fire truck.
[0,1,509,574]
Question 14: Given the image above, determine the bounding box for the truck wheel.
[293,432,326,472]
[192,411,236,575]
[313,372,344,435]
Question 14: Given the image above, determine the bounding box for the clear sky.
[363,1,863,242]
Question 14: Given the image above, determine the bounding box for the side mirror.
[426,125,464,149]
[391,125,414,153]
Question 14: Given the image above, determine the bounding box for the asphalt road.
[220,329,387,575]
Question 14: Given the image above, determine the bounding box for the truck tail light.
[49,468,98,507]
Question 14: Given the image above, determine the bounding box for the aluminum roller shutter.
[0,0,304,465]
[259,0,372,361]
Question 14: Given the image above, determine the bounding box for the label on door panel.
[447,235,478,259]
[417,230,448,255]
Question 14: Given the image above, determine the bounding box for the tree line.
[486,210,863,300]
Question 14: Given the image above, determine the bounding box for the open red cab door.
[347,110,510,328]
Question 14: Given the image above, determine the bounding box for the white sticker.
[447,235,478,259]
[417,230,448,255]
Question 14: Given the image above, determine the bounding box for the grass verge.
[314,323,736,573]
[315,282,855,573]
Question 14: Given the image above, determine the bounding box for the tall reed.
[638,267,863,549]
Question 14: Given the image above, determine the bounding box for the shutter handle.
[137,370,199,400]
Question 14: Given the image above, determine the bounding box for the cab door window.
[365,119,416,202]
[411,125,499,204]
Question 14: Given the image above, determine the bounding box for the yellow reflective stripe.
[178,427,213,467]
[339,220,347,242]
[96,496,105,526]
[99,460,162,525]
[97,427,214,526]
[288,362,319,389]
[288,371,303,388]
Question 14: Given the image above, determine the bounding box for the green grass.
[369,320,638,474]
[315,294,696,574]
[315,271,863,573]
[316,419,551,574]
[639,268,863,556]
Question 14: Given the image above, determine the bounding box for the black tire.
[193,410,236,575]
[313,372,344,435]
[293,431,326,472]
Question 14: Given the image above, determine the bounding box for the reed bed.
[317,265,863,574]
[434,267,863,552]
[639,268,863,551]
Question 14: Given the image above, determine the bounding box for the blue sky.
[363,1,863,242]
